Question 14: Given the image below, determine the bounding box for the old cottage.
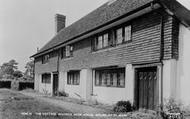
[31,0,190,110]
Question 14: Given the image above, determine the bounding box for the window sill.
[92,41,132,54]
[42,62,49,65]
[62,56,74,61]
[67,84,80,86]
[94,85,125,88]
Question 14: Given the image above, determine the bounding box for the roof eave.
[157,0,190,27]
[31,1,158,58]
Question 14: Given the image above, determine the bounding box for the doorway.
[53,73,59,96]
[135,66,158,110]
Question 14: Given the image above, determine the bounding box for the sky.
[0,0,190,72]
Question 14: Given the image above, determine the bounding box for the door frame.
[52,72,59,96]
[133,63,162,110]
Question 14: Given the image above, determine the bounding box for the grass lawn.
[0,89,91,119]
[6,89,190,119]
[0,89,162,119]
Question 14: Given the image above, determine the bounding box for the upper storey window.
[92,25,132,51]
[124,25,132,42]
[116,28,123,44]
[61,45,73,59]
[66,45,73,57]
[116,25,132,44]
[95,33,109,50]
[42,54,49,64]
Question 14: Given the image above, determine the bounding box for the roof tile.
[36,0,153,55]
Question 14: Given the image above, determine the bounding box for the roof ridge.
[32,0,155,57]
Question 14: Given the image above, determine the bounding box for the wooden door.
[136,67,157,110]
[53,73,59,96]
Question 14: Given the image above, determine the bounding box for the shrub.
[164,98,182,113]
[113,100,133,113]
[161,98,184,119]
[57,91,69,97]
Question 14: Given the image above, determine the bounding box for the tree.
[0,68,3,79]
[13,70,23,78]
[24,60,34,80]
[0,59,19,79]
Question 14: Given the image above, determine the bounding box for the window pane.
[97,36,103,49]
[61,47,66,58]
[119,73,125,87]
[109,31,114,46]
[42,74,51,84]
[67,75,71,84]
[124,25,131,42]
[95,71,100,85]
[107,73,111,86]
[113,73,117,86]
[116,28,123,44]
[99,72,102,85]
[102,72,106,86]
[110,74,113,86]
[66,46,70,57]
[103,33,108,47]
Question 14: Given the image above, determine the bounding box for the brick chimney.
[55,14,66,33]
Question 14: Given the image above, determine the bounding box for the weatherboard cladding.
[163,14,179,60]
[37,0,153,55]
[34,10,179,73]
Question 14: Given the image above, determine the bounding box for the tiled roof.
[35,0,153,56]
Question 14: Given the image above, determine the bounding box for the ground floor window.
[41,73,51,84]
[95,67,125,87]
[67,71,80,85]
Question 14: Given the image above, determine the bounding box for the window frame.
[42,54,50,64]
[124,25,132,43]
[92,24,132,51]
[94,32,111,51]
[67,70,80,85]
[94,68,125,88]
[41,73,51,84]
[61,45,73,59]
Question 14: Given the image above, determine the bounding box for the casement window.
[97,36,103,49]
[67,71,80,85]
[116,28,123,44]
[124,25,132,42]
[115,25,132,44]
[94,33,109,50]
[103,33,109,47]
[41,73,51,84]
[66,45,73,57]
[95,68,125,87]
[42,54,49,64]
[92,25,132,51]
[61,45,73,58]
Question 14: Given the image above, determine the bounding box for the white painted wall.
[34,73,40,91]
[64,69,93,100]
[93,65,134,105]
[162,24,190,106]
[38,73,53,95]
[64,71,82,99]
[163,59,178,101]
[80,69,93,100]
[58,71,65,91]
[177,24,190,105]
